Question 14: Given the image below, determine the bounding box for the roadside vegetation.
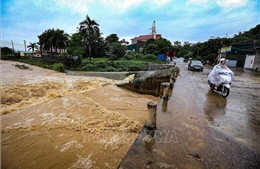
[1,14,259,72]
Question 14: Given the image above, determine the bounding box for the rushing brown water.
[1,61,159,168]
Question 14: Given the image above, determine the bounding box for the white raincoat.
[208,64,234,86]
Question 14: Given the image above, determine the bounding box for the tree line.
[2,14,259,66]
[172,24,260,64]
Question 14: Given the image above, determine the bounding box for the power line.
[216,15,259,26]
[1,40,24,46]
[169,20,258,38]
[2,32,28,38]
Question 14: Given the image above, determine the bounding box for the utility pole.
[24,40,26,51]
[11,40,15,55]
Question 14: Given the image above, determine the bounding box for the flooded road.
[1,61,159,169]
[179,58,260,150]
[119,58,260,168]
[173,58,260,168]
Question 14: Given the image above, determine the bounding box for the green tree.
[155,38,174,54]
[1,47,14,55]
[92,36,106,58]
[54,29,70,53]
[66,32,84,56]
[173,41,181,47]
[38,29,53,53]
[143,43,158,56]
[38,28,69,55]
[105,34,119,44]
[106,43,126,60]
[143,38,173,55]
[120,39,129,45]
[79,15,100,63]
[249,24,260,39]
[177,41,192,57]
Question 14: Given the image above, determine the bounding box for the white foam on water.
[59,139,83,152]
[39,112,55,119]
[69,154,95,169]
[6,122,23,128]
[109,97,123,101]
[25,118,34,126]
[6,117,34,129]
[98,135,121,151]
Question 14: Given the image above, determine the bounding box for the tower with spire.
[151,21,156,39]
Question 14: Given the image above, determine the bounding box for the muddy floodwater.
[1,60,159,168]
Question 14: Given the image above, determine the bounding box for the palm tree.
[54,29,70,53]
[38,29,52,53]
[27,42,39,56]
[79,15,100,63]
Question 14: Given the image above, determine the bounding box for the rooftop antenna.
[149,21,156,39]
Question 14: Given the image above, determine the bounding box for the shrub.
[52,63,64,72]
[128,63,147,71]
[79,64,97,71]
[123,52,143,60]
[74,56,82,67]
[106,43,126,60]
[117,62,129,71]
[59,52,68,57]
[1,54,20,60]
[142,54,159,62]
[95,62,107,69]
[104,66,116,72]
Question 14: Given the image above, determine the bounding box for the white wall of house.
[244,55,255,69]
[252,49,260,71]
[131,39,137,44]
[226,59,237,67]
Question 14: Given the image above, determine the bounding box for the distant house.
[255,47,260,71]
[19,49,49,57]
[35,49,48,57]
[127,34,162,52]
[19,51,34,57]
[230,39,260,71]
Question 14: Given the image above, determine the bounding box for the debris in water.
[188,153,202,160]
[14,64,32,70]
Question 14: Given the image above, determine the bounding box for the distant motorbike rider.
[208,58,234,89]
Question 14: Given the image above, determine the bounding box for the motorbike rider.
[208,58,234,89]
[218,58,228,69]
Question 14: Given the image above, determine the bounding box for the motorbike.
[208,71,232,98]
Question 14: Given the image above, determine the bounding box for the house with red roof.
[127,34,161,52]
[131,34,161,44]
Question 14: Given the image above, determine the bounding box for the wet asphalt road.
[119,58,260,169]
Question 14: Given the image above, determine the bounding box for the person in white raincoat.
[208,58,234,89]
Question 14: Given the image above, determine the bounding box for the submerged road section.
[119,58,260,169]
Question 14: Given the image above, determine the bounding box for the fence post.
[146,101,157,129]
[161,82,170,99]
[170,75,175,89]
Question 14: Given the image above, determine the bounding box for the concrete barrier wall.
[148,64,176,71]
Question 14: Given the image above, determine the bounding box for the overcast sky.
[1,0,259,51]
